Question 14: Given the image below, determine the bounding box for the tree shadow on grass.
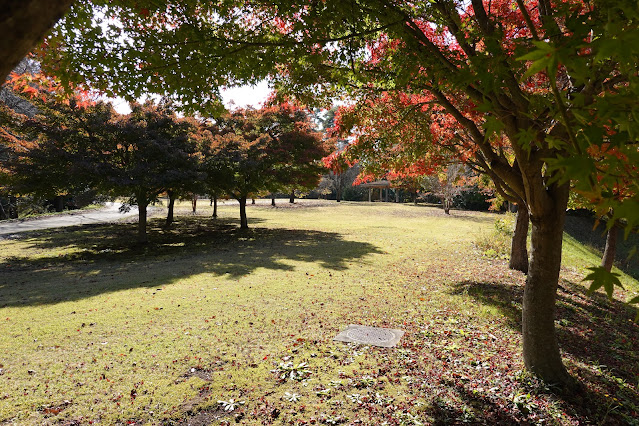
[424,379,533,425]
[342,202,493,223]
[423,373,636,425]
[449,279,639,424]
[0,217,383,308]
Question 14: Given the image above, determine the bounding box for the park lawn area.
[0,201,638,425]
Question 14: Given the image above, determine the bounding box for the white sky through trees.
[109,81,271,114]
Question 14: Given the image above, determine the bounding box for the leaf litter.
[0,202,637,424]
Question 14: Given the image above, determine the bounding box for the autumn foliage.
[199,103,327,228]
[5,0,639,387]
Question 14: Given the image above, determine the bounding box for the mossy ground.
[0,200,637,425]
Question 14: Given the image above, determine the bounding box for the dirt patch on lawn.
[178,407,230,425]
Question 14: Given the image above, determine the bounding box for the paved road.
[0,203,139,237]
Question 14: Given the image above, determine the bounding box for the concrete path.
[0,203,139,237]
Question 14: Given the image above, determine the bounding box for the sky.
[109,80,272,115]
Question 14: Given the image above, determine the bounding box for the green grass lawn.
[0,201,637,425]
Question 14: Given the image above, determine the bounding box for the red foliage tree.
[200,104,326,228]
[5,95,199,243]
[24,0,639,385]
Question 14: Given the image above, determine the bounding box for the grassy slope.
[0,201,637,425]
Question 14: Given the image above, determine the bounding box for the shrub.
[453,187,491,211]
[342,185,368,201]
[474,213,515,259]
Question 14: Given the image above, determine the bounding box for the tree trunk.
[289,190,295,203]
[239,196,248,229]
[54,195,64,212]
[443,197,450,214]
[212,193,218,219]
[251,198,255,205]
[336,186,341,202]
[523,187,572,386]
[191,195,197,213]
[601,220,619,272]
[509,206,529,273]
[271,194,276,206]
[1,0,74,82]
[137,198,149,244]
[165,190,176,226]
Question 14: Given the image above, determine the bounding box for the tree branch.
[515,0,540,41]
[428,86,526,198]
[142,19,405,49]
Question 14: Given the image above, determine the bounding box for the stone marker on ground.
[334,324,404,348]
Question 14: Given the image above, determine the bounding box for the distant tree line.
[0,75,327,242]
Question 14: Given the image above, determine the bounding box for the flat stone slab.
[334,324,404,348]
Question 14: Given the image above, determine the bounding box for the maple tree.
[0,102,25,219]
[6,96,199,243]
[333,89,532,272]
[96,102,199,242]
[568,186,629,277]
[272,1,637,386]
[277,0,636,386]
[1,69,101,202]
[600,216,621,273]
[272,129,328,203]
[1,59,88,218]
[200,105,325,229]
[10,0,635,385]
[161,117,206,227]
[6,101,107,201]
[259,103,328,203]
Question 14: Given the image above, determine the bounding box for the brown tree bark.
[522,184,573,386]
[601,220,619,272]
[443,198,451,214]
[137,198,148,244]
[239,196,248,229]
[509,205,529,273]
[289,190,295,203]
[165,190,175,226]
[53,195,64,212]
[1,1,73,82]
[212,193,218,219]
[191,195,197,212]
[271,194,276,206]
